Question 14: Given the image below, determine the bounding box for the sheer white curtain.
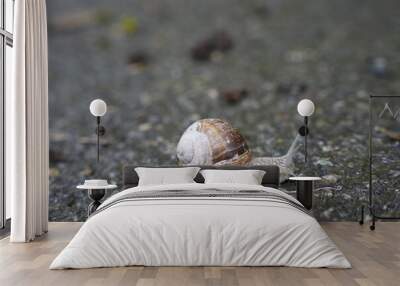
[7,0,49,242]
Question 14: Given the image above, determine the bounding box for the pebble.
[389,170,400,177]
[342,194,352,200]
[50,132,69,142]
[276,82,307,95]
[286,50,312,63]
[221,88,249,104]
[316,158,334,167]
[322,207,334,218]
[49,168,60,177]
[207,88,219,100]
[322,174,340,184]
[138,123,152,132]
[49,10,94,32]
[120,16,138,35]
[80,166,94,177]
[190,31,234,61]
[128,51,149,69]
[321,145,334,152]
[369,57,388,78]
[50,149,66,163]
[94,9,113,26]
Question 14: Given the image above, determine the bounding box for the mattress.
[50,183,351,269]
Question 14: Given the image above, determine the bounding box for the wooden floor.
[0,222,399,286]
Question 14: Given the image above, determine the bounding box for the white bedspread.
[50,183,351,269]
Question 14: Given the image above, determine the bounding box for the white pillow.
[200,169,266,185]
[135,167,200,186]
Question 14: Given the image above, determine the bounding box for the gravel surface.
[47,0,400,221]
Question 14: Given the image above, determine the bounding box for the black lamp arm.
[95,116,106,162]
[298,116,309,163]
[304,116,308,163]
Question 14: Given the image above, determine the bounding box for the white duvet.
[50,183,350,269]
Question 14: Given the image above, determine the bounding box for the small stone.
[120,16,138,36]
[207,88,219,100]
[50,132,68,142]
[80,166,94,177]
[389,170,400,177]
[128,51,149,69]
[49,10,94,33]
[322,207,334,218]
[369,57,388,78]
[276,83,291,94]
[49,168,60,177]
[138,123,152,132]
[50,149,66,163]
[297,83,308,93]
[322,174,340,184]
[94,9,113,26]
[221,88,249,104]
[276,82,307,95]
[342,194,352,200]
[316,158,334,167]
[322,145,334,152]
[190,31,234,62]
[286,50,312,63]
[210,51,224,62]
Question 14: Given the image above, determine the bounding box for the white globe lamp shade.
[90,99,107,117]
[297,99,315,117]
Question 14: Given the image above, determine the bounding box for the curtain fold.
[8,0,49,242]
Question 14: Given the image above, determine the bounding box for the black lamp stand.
[298,116,310,164]
[88,116,107,216]
[95,116,106,162]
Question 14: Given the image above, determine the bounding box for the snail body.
[177,118,302,182]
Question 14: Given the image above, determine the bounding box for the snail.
[176,118,302,183]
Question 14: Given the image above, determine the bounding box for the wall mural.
[47,0,400,221]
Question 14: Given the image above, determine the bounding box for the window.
[1,0,14,230]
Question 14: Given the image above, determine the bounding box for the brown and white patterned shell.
[177,118,252,166]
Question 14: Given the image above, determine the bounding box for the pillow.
[135,167,201,186]
[200,169,266,185]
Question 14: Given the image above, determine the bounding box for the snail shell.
[177,118,252,166]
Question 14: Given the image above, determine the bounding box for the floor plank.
[0,222,399,286]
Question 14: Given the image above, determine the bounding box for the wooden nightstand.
[289,177,321,210]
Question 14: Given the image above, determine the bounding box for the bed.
[50,165,350,269]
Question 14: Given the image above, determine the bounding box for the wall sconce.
[297,99,315,163]
[89,99,107,162]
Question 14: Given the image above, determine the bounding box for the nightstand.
[77,180,117,216]
[289,177,321,210]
